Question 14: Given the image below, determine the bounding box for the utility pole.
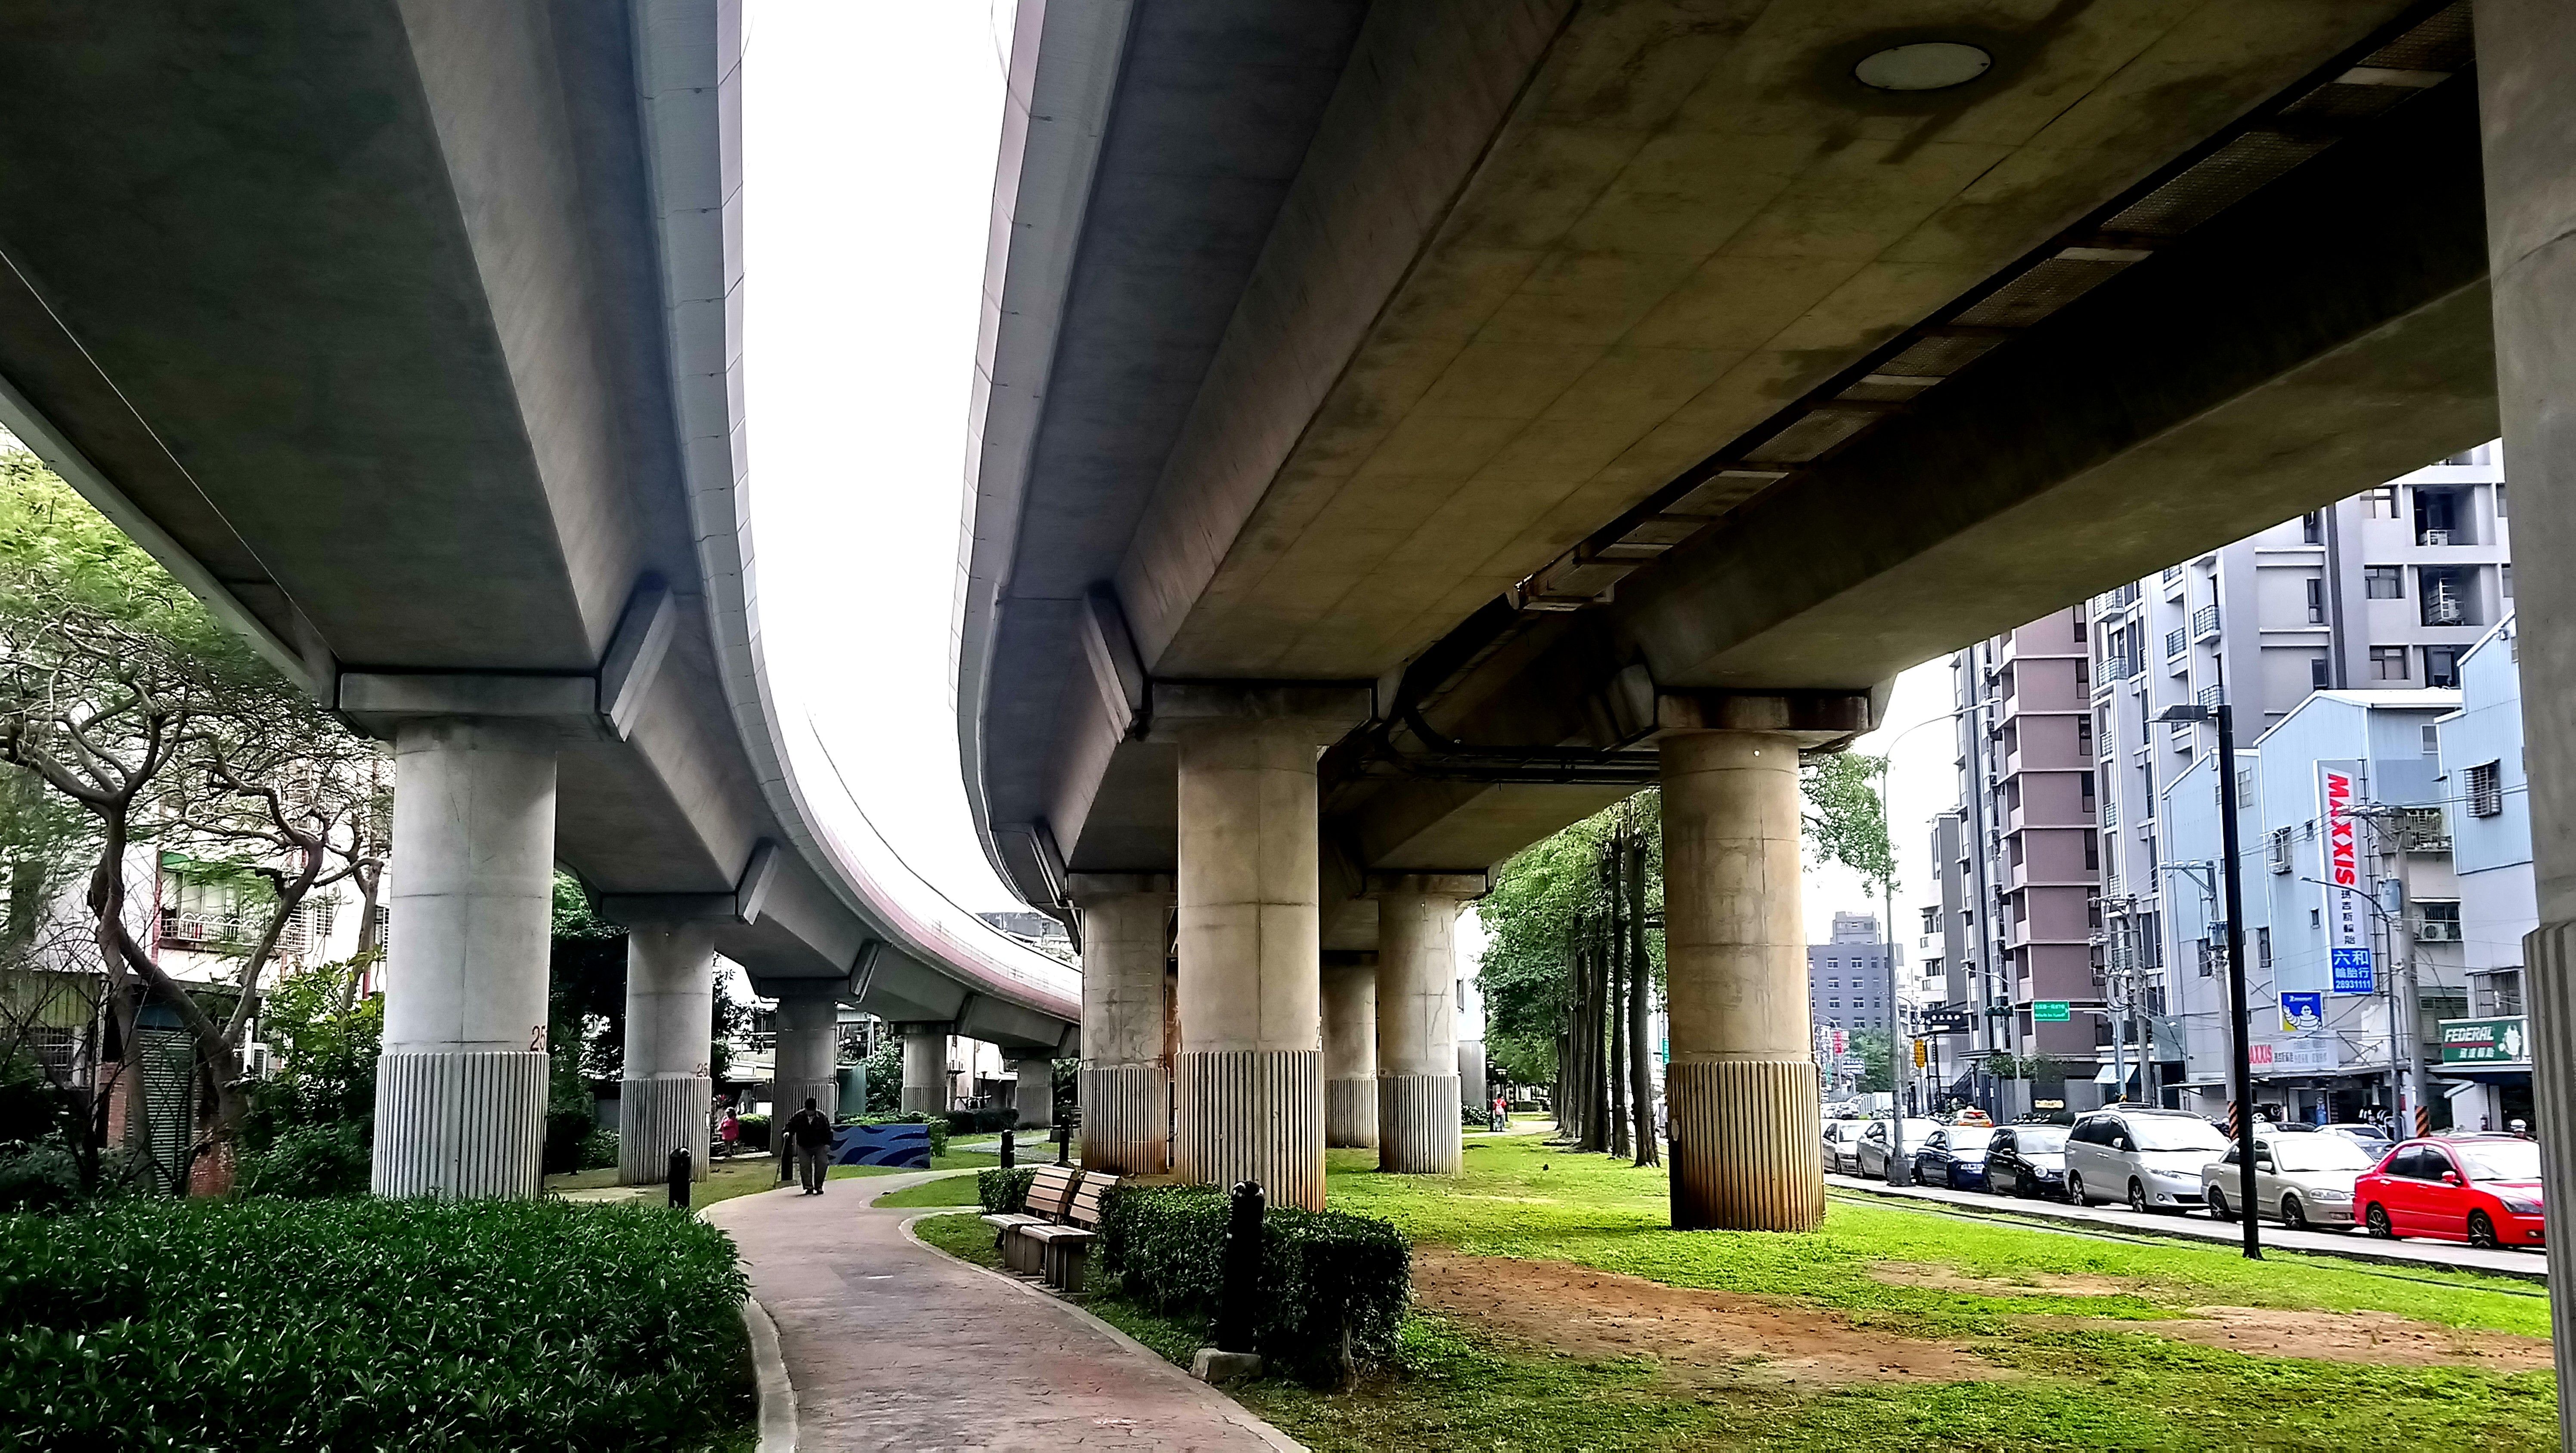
[2159,701,2261,1258]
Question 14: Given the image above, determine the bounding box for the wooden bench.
[981,1165,1080,1275]
[1021,1173,1118,1292]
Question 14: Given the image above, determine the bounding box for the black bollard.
[1054,1119,1071,1167]
[1000,1129,1016,1169]
[667,1146,692,1209]
[1214,1180,1265,1354]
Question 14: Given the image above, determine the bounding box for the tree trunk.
[1582,924,1611,1153]
[1625,824,1660,1167]
[1607,841,1630,1161]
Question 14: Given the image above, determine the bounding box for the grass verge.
[907,1137,2560,1451]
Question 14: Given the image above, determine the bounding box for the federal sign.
[2318,763,2377,995]
[2439,1017,2531,1066]
[2033,1000,2071,1022]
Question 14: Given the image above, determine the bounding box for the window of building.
[2077,714,2093,756]
[2372,646,2409,681]
[2305,577,2325,623]
[2425,646,2460,690]
[2310,655,2331,690]
[2467,761,2503,818]
[2479,968,2525,1017]
[2364,566,2403,599]
[2197,937,2213,977]
[2303,512,2324,545]
[2418,900,2462,942]
[2496,482,2508,516]
[2503,563,2515,599]
[2084,832,2099,872]
[2268,826,2292,872]
[2366,485,2401,518]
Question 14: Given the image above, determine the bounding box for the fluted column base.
[617,1076,710,1184]
[1668,1058,1823,1230]
[1378,1072,1461,1174]
[2523,921,2576,1389]
[371,1050,547,1199]
[1079,1062,1168,1173]
[1325,1076,1378,1148]
[1176,1048,1323,1211]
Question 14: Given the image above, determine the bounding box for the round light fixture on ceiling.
[1854,42,1992,92]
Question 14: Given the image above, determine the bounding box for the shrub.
[542,1106,598,1174]
[0,1196,752,1450]
[942,1107,1018,1135]
[237,1122,369,1199]
[1099,1184,1409,1385]
[736,1113,770,1151]
[0,1140,80,1213]
[845,1112,948,1158]
[581,1126,620,1171]
[978,1166,1035,1213]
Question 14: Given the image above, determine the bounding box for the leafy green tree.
[1848,1027,1893,1094]
[0,450,385,1190]
[1801,751,1893,896]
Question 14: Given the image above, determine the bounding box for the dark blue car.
[1913,1125,1998,1191]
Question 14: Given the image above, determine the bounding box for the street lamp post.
[2157,701,2260,1259]
[1873,699,1998,1186]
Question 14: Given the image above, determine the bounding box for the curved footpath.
[703,1172,1297,1452]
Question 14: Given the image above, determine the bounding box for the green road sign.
[2034,1001,2071,1022]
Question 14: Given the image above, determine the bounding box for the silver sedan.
[2201,1132,2377,1228]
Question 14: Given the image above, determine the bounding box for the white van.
[2065,1108,2233,1213]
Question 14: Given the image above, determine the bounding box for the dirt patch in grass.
[1868,1261,2131,1298]
[1412,1249,2001,1388]
[2025,1305,2555,1369]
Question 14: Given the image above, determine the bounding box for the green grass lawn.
[877,1172,985,1208]
[909,1137,2559,1451]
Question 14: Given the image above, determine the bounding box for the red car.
[2352,1135,2546,1249]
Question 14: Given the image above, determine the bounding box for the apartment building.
[1935,445,2511,1117]
[2433,617,2535,1131]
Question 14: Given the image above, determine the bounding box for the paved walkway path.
[703,1173,1297,1452]
[1826,1174,2549,1283]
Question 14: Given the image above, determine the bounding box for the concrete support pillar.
[1374,878,1480,1175]
[1010,1055,1054,1130]
[1321,955,1378,1148]
[371,720,557,1199]
[900,1023,948,1115]
[2474,8,2576,1427]
[1174,717,1327,1210]
[1660,726,1823,1230]
[771,989,840,1168]
[1074,876,1174,1174]
[617,924,715,1184]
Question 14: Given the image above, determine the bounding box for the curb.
[1825,1176,2551,1286]
[898,1211,1309,1453]
[742,1296,797,1453]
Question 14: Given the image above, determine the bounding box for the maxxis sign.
[2317,762,2376,997]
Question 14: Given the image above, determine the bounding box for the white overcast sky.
[740,2,1958,957]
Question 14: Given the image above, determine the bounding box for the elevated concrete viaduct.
[0,1,1076,1196]
[961,0,2528,1224]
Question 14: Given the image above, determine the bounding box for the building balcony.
[2164,627,2186,659]
[2192,604,2221,642]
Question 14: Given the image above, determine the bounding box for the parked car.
[1913,1125,1996,1190]
[2200,1132,2375,1228]
[1823,1118,1873,1175]
[1986,1124,2071,1199]
[2319,1122,2394,1154]
[2065,1107,2232,1213]
[1854,1118,1941,1178]
[2353,1135,2547,1249]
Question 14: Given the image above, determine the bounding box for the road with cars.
[1824,1104,2548,1281]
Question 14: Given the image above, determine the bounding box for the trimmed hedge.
[0,1197,752,1449]
[1099,1184,1408,1384]
[978,1165,1036,1214]
[944,1107,1019,1135]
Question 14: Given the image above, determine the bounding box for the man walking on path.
[784,1097,834,1195]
